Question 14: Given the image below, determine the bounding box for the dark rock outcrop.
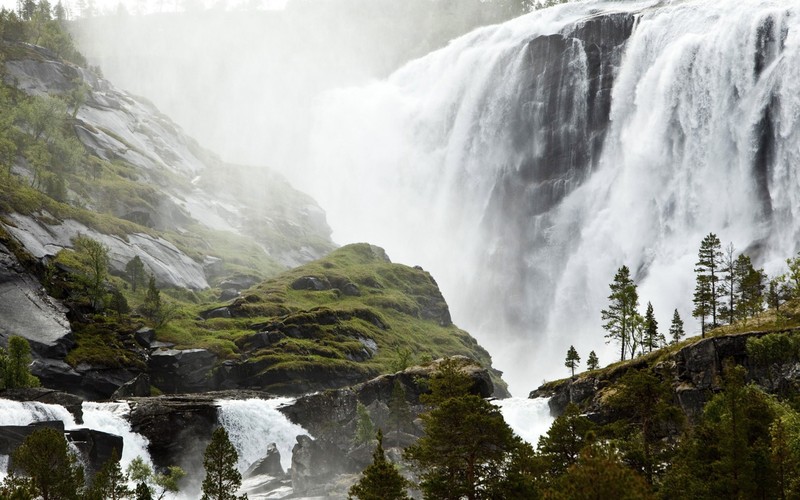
[66,428,124,482]
[126,394,219,471]
[0,387,84,423]
[0,421,65,460]
[531,329,800,423]
[245,442,285,478]
[148,348,217,393]
[111,373,151,399]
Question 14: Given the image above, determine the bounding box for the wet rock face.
[126,395,219,471]
[0,243,73,359]
[148,349,217,394]
[0,388,84,423]
[66,428,124,482]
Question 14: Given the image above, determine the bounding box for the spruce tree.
[88,449,130,500]
[141,275,161,323]
[587,351,599,371]
[348,430,410,500]
[565,345,580,378]
[601,265,639,362]
[720,243,736,324]
[353,402,376,446]
[388,379,412,448]
[669,309,684,344]
[125,255,146,292]
[643,302,660,353]
[694,233,723,335]
[11,427,84,500]
[201,428,245,500]
[0,336,39,389]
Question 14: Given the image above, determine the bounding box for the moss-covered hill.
[153,243,507,395]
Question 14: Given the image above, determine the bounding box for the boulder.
[111,373,151,399]
[291,435,352,496]
[134,327,156,348]
[290,276,331,291]
[245,442,285,478]
[148,349,217,393]
[0,421,65,458]
[127,395,219,471]
[66,428,124,482]
[200,306,232,320]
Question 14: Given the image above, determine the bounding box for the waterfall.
[216,398,309,473]
[0,399,153,478]
[304,0,800,393]
[495,397,553,446]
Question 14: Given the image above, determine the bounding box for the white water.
[495,397,554,446]
[304,0,800,394]
[216,398,309,473]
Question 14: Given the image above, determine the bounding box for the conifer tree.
[587,351,599,371]
[694,233,723,335]
[601,265,639,362]
[11,426,85,500]
[88,449,130,500]
[201,428,245,500]
[0,335,39,389]
[353,402,376,446]
[125,255,146,292]
[388,379,412,448]
[537,403,596,475]
[643,302,660,353]
[669,309,684,344]
[720,243,736,324]
[348,430,410,500]
[565,345,580,378]
[141,275,161,322]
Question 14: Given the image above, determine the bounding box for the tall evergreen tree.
[0,335,39,389]
[669,309,684,344]
[587,351,599,371]
[537,403,596,476]
[737,262,765,322]
[11,427,84,500]
[348,430,410,500]
[405,359,520,500]
[720,243,737,325]
[642,302,660,353]
[694,233,723,335]
[565,346,580,378]
[601,265,639,362]
[353,402,376,446]
[125,255,147,292]
[88,449,130,500]
[388,379,412,448]
[201,428,245,500]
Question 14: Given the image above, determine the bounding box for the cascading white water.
[494,397,554,446]
[216,398,309,473]
[0,399,154,478]
[304,0,800,394]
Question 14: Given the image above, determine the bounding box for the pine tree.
[354,402,376,446]
[694,233,723,335]
[11,427,85,500]
[601,266,639,362]
[738,263,765,322]
[348,430,410,500]
[405,359,519,500]
[88,449,130,500]
[0,336,40,389]
[141,275,161,322]
[587,351,599,371]
[643,302,660,353]
[720,243,736,325]
[125,255,146,292]
[565,346,580,378]
[388,379,412,448]
[201,428,245,500]
[537,403,596,475]
[669,309,684,344]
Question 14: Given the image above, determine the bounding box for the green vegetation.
[1,427,85,499]
[0,335,39,389]
[601,265,639,361]
[354,401,376,446]
[201,427,245,500]
[349,430,410,500]
[564,345,579,378]
[126,456,185,500]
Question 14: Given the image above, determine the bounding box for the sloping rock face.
[0,242,73,358]
[531,330,800,423]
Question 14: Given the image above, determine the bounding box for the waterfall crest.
[305,0,800,392]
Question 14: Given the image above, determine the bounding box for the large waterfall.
[304,0,800,393]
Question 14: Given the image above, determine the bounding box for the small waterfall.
[216,398,309,473]
[494,397,553,446]
[0,398,154,478]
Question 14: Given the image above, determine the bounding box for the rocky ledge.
[531,329,800,423]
